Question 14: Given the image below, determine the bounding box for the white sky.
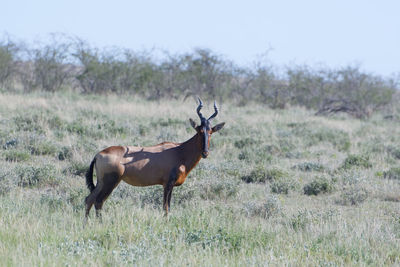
[2,0,399,76]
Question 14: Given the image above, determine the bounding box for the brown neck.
[179,133,203,174]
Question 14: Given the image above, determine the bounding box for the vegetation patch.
[242,196,281,219]
[16,164,57,187]
[294,162,325,172]
[389,147,400,160]
[383,167,400,180]
[3,149,31,162]
[241,166,287,183]
[335,186,368,206]
[185,228,243,252]
[2,138,19,149]
[29,141,58,156]
[303,177,334,196]
[57,146,73,161]
[199,179,239,200]
[64,161,88,177]
[291,124,351,151]
[289,210,312,231]
[234,137,259,149]
[270,179,296,194]
[341,154,372,169]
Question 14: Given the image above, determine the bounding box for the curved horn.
[208,101,219,120]
[196,97,205,121]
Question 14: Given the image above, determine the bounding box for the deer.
[84,98,225,219]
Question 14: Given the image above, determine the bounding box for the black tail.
[85,158,96,192]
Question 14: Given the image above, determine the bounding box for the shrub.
[40,193,65,212]
[241,166,286,183]
[242,195,281,219]
[303,177,334,196]
[270,179,295,194]
[234,137,259,149]
[30,40,72,92]
[294,162,325,172]
[341,154,372,169]
[66,119,89,136]
[185,228,243,252]
[289,210,311,231]
[390,147,400,160]
[65,161,88,177]
[0,168,15,195]
[335,186,368,206]
[237,146,273,162]
[199,179,239,200]
[2,138,18,149]
[4,149,31,162]
[67,188,87,211]
[382,193,400,203]
[383,167,400,180]
[13,114,45,133]
[58,146,73,161]
[16,164,57,187]
[0,38,18,88]
[29,141,58,156]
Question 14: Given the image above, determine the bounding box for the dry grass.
[0,91,399,266]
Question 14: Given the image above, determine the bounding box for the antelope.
[84,99,225,218]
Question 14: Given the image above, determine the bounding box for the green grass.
[0,91,399,266]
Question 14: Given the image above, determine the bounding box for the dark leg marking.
[167,187,174,211]
[163,168,179,216]
[85,186,102,218]
[94,172,121,217]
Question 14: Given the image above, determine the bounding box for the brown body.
[84,99,225,218]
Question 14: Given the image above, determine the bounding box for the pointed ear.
[212,122,225,133]
[189,118,197,129]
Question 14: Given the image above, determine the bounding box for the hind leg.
[94,172,121,218]
[85,185,102,219]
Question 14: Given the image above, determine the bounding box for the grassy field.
[0,91,399,266]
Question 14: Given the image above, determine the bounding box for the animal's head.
[189,98,225,158]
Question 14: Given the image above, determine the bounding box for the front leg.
[163,167,180,216]
[163,181,174,217]
[167,187,173,211]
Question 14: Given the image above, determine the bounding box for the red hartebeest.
[84,99,225,218]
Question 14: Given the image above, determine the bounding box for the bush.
[40,193,65,212]
[383,167,400,180]
[1,34,398,115]
[335,186,368,206]
[58,146,73,161]
[64,161,88,177]
[0,38,18,88]
[199,179,239,200]
[4,149,31,162]
[389,147,400,160]
[270,179,295,194]
[29,141,58,156]
[16,164,57,187]
[241,166,286,183]
[341,154,372,169]
[234,137,259,149]
[242,195,281,219]
[289,210,311,231]
[2,138,19,149]
[294,162,325,172]
[303,177,334,196]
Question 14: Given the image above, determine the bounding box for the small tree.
[0,37,18,89]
